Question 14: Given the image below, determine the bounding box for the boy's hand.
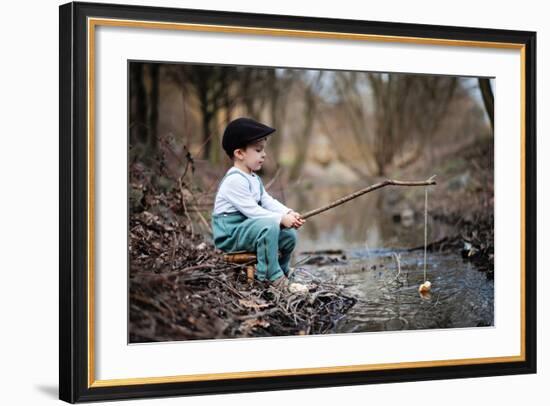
[284,211,306,229]
[281,213,297,229]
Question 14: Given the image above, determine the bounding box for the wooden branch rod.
[301,175,437,220]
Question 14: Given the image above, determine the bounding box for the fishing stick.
[300,175,437,220]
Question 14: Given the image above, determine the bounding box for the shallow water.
[285,182,494,332]
[293,248,494,332]
[287,184,455,253]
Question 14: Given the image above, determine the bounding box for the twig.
[170,231,177,269]
[194,207,213,235]
[169,264,216,276]
[265,167,282,190]
[301,175,437,220]
[391,252,402,283]
[292,255,314,268]
[180,178,213,235]
[407,236,449,252]
[178,178,194,237]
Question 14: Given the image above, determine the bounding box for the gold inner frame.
[86,17,527,388]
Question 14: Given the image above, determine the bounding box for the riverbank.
[128,185,356,342]
[389,134,494,278]
[128,133,494,341]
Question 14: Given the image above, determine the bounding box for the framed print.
[59,1,537,403]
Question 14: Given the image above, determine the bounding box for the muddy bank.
[129,186,356,343]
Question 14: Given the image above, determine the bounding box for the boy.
[211,117,305,289]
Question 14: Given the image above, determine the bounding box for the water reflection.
[293,249,494,332]
[287,183,494,332]
[288,183,453,253]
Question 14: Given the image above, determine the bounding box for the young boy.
[211,117,305,289]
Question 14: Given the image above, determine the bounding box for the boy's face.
[235,137,267,172]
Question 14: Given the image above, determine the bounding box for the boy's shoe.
[271,275,308,294]
[271,275,290,290]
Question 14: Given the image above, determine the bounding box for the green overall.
[211,170,297,282]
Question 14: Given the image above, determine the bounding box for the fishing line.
[423,186,428,283]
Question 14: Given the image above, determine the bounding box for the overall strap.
[216,169,252,194]
[257,175,265,202]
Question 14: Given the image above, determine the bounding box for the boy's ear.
[233,148,245,160]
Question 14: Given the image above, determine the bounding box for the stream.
[287,183,495,332]
[293,248,494,332]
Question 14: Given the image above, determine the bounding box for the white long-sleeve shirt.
[212,167,291,223]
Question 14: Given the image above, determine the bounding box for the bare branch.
[301,175,437,220]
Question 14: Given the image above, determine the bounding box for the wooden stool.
[223,251,282,282]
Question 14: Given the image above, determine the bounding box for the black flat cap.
[222,117,276,157]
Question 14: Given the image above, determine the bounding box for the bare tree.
[288,71,325,181]
[129,62,161,169]
[368,72,415,175]
[478,78,494,131]
[406,75,458,163]
[129,62,147,148]
[267,69,294,165]
[238,68,271,119]
[329,72,457,176]
[171,65,232,162]
[326,71,378,177]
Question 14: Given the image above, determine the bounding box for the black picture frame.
[59,1,537,403]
